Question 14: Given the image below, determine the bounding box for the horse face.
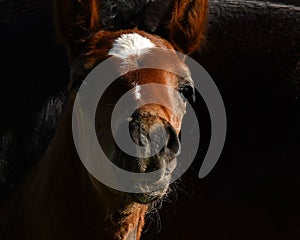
[111,68,187,203]
[72,30,194,203]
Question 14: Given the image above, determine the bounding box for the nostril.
[166,125,180,155]
[144,159,164,173]
[149,124,168,155]
[149,124,167,144]
[147,123,180,156]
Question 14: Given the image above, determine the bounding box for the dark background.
[0,0,299,239]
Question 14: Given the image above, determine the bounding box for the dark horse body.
[1,1,208,239]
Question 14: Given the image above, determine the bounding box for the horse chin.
[107,147,176,204]
[128,174,171,204]
[106,175,171,204]
[131,184,169,204]
[106,184,169,204]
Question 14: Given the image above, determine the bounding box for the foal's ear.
[157,0,208,55]
[55,0,101,60]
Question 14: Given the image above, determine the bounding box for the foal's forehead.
[107,32,190,78]
[108,33,155,59]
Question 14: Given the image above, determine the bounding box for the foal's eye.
[179,84,195,103]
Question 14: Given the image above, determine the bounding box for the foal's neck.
[4,99,147,240]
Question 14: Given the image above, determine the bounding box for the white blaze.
[108,33,155,59]
[134,85,142,100]
[108,33,156,99]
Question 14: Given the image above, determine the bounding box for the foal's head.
[56,1,195,204]
[71,29,194,203]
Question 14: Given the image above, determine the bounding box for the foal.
[1,1,207,239]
